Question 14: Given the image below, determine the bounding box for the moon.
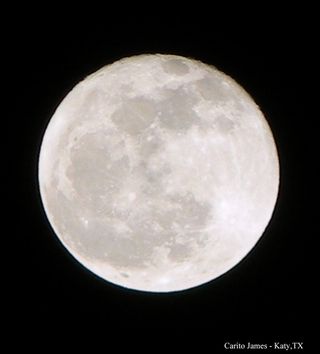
[38,54,279,292]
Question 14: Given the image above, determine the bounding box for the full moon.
[38,54,279,292]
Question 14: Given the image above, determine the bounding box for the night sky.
[8,4,311,348]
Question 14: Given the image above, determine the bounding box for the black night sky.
[8,4,312,348]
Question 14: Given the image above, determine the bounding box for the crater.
[161,58,189,76]
[46,187,146,271]
[68,214,156,269]
[138,133,163,160]
[168,242,193,262]
[214,114,235,133]
[66,131,129,212]
[151,193,212,239]
[195,76,230,102]
[111,97,157,135]
[157,88,199,131]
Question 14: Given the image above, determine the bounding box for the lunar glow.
[38,54,279,292]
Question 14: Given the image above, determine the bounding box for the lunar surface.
[38,54,279,292]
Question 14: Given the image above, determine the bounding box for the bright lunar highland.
[38,54,279,292]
